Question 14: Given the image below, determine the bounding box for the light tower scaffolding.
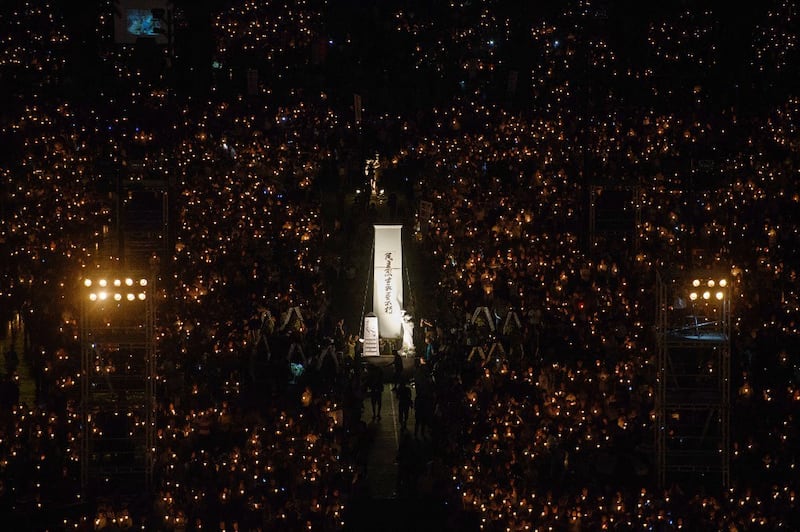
[655,270,731,488]
[79,273,156,497]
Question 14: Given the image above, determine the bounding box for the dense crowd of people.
[1,1,799,530]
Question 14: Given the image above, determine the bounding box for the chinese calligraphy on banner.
[373,225,403,339]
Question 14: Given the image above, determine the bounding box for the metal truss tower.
[655,270,731,488]
[79,273,156,497]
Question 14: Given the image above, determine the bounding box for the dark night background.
[0,0,799,530]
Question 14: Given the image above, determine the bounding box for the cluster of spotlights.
[83,277,149,302]
[689,278,727,301]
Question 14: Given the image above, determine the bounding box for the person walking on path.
[366,364,384,420]
[395,380,413,430]
[392,350,403,390]
[414,390,432,439]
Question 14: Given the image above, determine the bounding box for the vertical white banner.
[373,224,403,339]
[363,314,379,357]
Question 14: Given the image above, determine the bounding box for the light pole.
[80,273,156,495]
[656,271,732,488]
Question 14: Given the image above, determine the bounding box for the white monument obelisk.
[373,224,403,340]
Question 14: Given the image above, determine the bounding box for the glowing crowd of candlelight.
[2,1,800,530]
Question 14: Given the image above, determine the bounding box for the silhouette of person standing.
[414,390,431,439]
[366,364,384,420]
[392,350,403,390]
[396,380,413,430]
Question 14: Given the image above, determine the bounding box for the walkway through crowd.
[346,362,449,532]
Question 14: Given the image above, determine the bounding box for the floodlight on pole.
[688,277,729,304]
[79,271,156,493]
[657,270,732,489]
[82,275,150,303]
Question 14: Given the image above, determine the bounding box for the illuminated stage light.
[114,293,122,301]
[702,291,711,300]
[89,293,98,301]
[84,279,92,287]
[689,292,698,301]
[716,291,724,300]
[125,278,134,286]
[138,293,146,300]
[139,279,148,287]
[707,279,715,287]
[127,293,136,301]
[692,279,701,287]
[98,279,108,287]
[113,279,122,287]
[98,291,108,301]
[718,279,727,287]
